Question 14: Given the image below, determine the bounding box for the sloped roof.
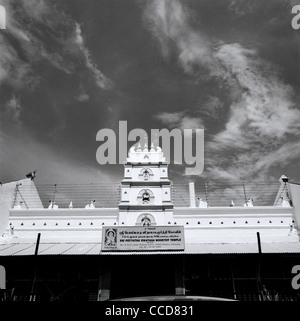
[0,179,43,235]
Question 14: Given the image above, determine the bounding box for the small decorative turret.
[126,143,166,163]
[143,142,148,153]
[150,143,155,152]
[244,199,253,207]
[48,201,53,209]
[85,200,96,209]
[198,197,208,208]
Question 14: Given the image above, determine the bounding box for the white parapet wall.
[3,205,298,245]
[173,206,298,244]
[2,208,118,243]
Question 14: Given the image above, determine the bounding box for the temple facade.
[0,145,300,301]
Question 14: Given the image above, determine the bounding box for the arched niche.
[136,213,156,226]
[138,168,154,181]
[137,189,155,205]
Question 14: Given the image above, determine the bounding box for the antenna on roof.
[12,183,28,209]
[242,181,248,206]
[52,184,57,204]
[204,180,209,207]
[89,182,93,203]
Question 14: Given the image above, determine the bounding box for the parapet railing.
[172,180,287,207]
[11,180,288,209]
[12,183,121,209]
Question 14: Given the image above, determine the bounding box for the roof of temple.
[1,241,300,256]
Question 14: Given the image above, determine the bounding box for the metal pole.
[30,233,41,301]
[175,256,185,295]
[256,232,263,300]
[34,233,41,256]
[230,263,237,300]
[257,232,262,254]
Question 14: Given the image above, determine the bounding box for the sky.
[0,0,299,186]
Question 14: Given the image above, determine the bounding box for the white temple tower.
[118,143,174,226]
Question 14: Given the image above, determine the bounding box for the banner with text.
[101,226,185,251]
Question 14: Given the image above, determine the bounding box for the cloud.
[4,95,22,121]
[154,111,205,130]
[251,141,300,173]
[153,111,184,125]
[180,116,205,130]
[0,0,112,90]
[0,129,113,185]
[77,93,90,102]
[0,0,117,183]
[201,96,224,120]
[143,0,213,73]
[74,23,113,90]
[143,0,300,180]
[0,30,37,88]
[211,43,300,148]
[228,0,261,16]
[206,140,300,181]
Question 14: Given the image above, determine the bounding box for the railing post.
[242,181,248,206]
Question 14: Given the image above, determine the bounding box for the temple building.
[0,145,300,301]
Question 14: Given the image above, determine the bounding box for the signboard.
[101,226,185,251]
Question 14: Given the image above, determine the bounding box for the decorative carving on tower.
[139,168,154,181]
[118,143,174,226]
[136,213,156,226]
[137,189,154,204]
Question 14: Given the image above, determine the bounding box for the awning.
[0,241,300,256]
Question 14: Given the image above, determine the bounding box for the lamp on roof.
[279,175,292,207]
[279,175,289,183]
